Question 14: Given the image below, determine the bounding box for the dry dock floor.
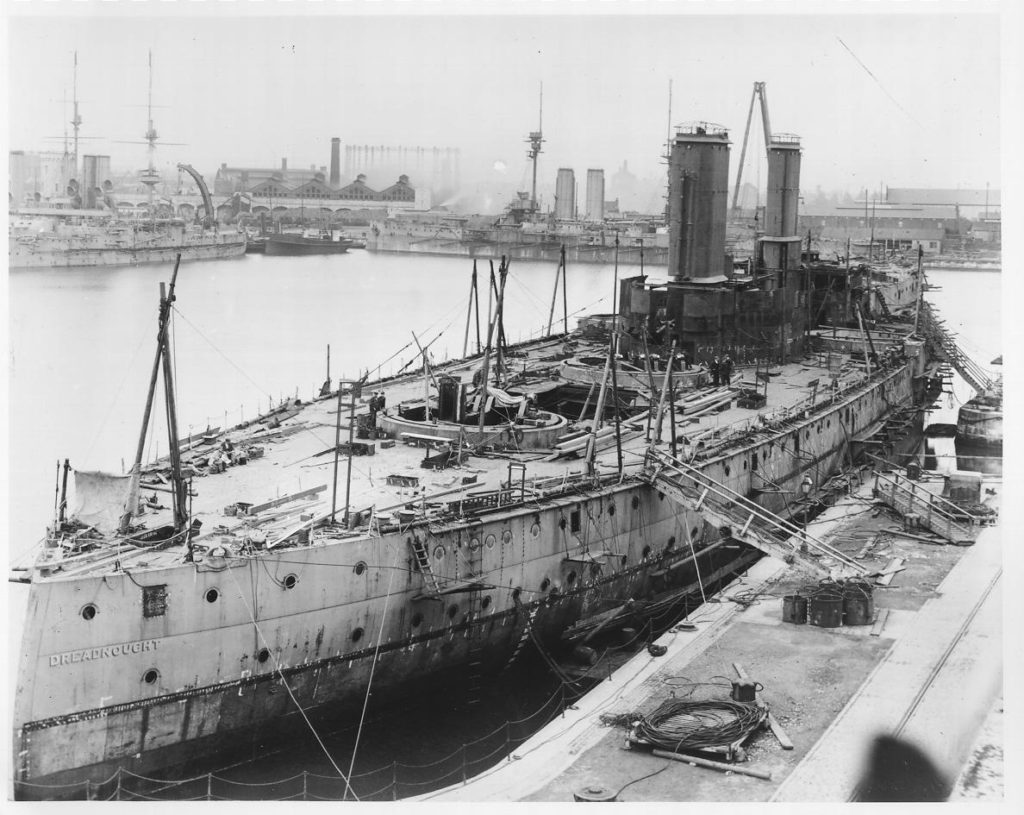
[421,475,1003,802]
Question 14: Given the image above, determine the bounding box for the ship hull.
[367,234,669,266]
[13,359,920,798]
[14,532,754,800]
[9,238,247,269]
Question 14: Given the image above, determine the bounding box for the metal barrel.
[782,594,808,624]
[842,580,875,626]
[808,590,844,628]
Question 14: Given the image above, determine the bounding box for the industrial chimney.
[330,137,341,187]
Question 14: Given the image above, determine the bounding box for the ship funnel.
[667,123,731,280]
[762,133,802,270]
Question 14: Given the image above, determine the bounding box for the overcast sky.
[5,3,1004,197]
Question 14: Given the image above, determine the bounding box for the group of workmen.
[367,390,387,429]
[708,354,734,387]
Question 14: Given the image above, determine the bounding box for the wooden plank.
[870,607,891,637]
[874,557,905,586]
[652,749,773,781]
[766,712,794,750]
[245,484,327,515]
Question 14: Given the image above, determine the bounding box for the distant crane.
[176,164,216,228]
[731,81,773,213]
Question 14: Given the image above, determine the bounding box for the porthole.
[631,496,640,510]
[411,612,423,628]
[559,517,567,530]
[469,537,481,551]
[447,604,459,619]
[667,535,677,550]
[81,603,98,621]
[283,574,297,590]
[540,577,550,592]
[724,464,731,477]
[642,545,652,559]
[433,545,445,561]
[691,526,700,540]
[257,648,270,663]
[658,492,665,501]
[566,571,578,587]
[530,523,541,537]
[354,561,367,576]
[607,504,616,517]
[743,460,748,470]
[481,596,492,610]
[205,588,219,604]
[142,669,159,685]
[351,627,364,643]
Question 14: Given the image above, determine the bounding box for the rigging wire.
[836,37,923,129]
[343,544,400,800]
[224,563,358,798]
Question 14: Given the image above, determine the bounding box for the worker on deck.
[710,356,721,387]
[721,355,734,385]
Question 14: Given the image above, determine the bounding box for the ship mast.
[119,255,188,536]
[71,51,81,185]
[140,50,161,220]
[526,83,544,215]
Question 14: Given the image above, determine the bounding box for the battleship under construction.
[13,98,954,800]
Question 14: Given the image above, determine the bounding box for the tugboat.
[264,230,353,256]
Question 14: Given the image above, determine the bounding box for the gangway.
[918,301,995,394]
[643,450,868,578]
[872,470,982,544]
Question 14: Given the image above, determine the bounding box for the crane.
[731,81,773,213]
[176,164,215,227]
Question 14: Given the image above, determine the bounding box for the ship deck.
[30,324,912,582]
[418,475,1003,802]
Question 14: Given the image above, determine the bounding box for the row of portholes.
[79,574,303,620]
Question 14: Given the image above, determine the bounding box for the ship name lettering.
[49,639,158,667]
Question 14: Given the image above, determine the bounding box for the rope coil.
[632,698,765,753]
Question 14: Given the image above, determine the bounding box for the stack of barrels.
[782,578,875,628]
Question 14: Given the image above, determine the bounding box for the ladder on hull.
[644,450,867,578]
[872,470,979,544]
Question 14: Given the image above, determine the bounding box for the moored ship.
[12,109,945,800]
[9,163,246,269]
[264,231,353,256]
[8,218,247,268]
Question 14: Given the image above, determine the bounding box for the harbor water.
[6,253,1000,798]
